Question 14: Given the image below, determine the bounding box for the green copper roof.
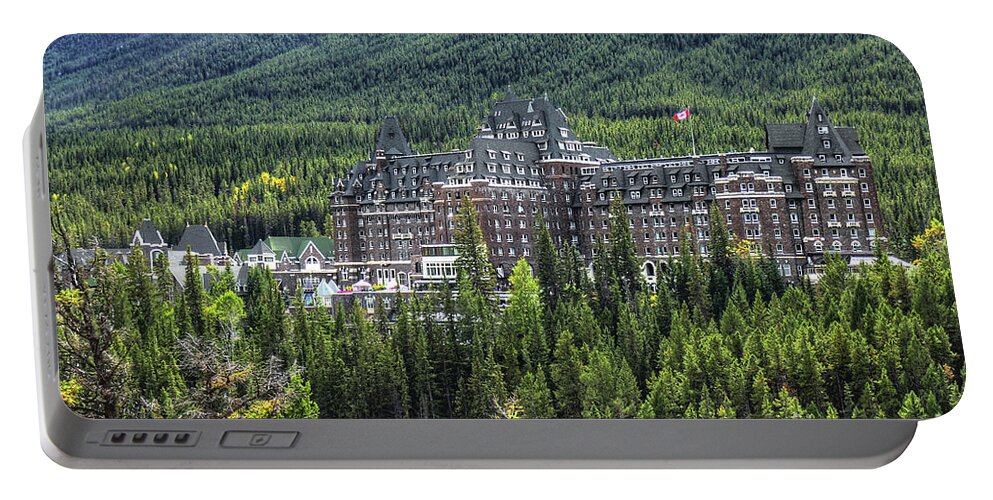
[264,236,334,259]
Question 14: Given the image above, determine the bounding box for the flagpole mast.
[688,105,697,156]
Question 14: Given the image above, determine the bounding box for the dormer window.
[823,140,831,149]
[502,152,511,160]
[517,153,525,161]
[488,151,496,160]
[817,126,829,134]
[818,154,826,162]
[559,127,569,137]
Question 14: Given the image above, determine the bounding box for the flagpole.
[688,105,697,156]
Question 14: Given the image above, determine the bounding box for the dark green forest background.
[45,34,939,259]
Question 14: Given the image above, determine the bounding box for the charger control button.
[220,431,298,448]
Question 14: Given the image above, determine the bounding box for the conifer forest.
[46,34,963,419]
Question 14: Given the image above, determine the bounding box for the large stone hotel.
[330,93,886,290]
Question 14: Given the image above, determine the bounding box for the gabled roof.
[250,239,273,255]
[176,224,222,256]
[264,236,334,260]
[765,100,865,161]
[134,219,165,246]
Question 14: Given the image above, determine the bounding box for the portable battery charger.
[27,33,963,468]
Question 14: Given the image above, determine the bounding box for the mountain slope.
[43,34,939,256]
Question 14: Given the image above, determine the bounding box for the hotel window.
[770,199,777,208]
[861,182,869,192]
[864,199,872,208]
[866,213,874,222]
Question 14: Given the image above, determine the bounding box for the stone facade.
[331,94,886,287]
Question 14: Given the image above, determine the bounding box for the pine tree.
[606,197,643,304]
[453,195,493,295]
[245,266,289,364]
[897,391,926,419]
[550,330,584,418]
[580,347,641,418]
[533,212,560,309]
[502,259,547,386]
[516,369,555,418]
[280,371,320,418]
[182,247,208,339]
[750,369,774,418]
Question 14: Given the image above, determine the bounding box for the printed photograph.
[44,34,963,419]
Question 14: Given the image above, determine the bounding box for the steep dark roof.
[176,224,222,256]
[765,124,805,153]
[376,117,413,157]
[766,100,864,161]
[835,127,865,155]
[134,219,165,246]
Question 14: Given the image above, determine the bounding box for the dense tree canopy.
[54,191,963,419]
[45,34,941,259]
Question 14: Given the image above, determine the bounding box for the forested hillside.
[45,34,940,257]
[53,196,963,420]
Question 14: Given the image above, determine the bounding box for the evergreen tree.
[533,212,560,309]
[453,195,493,295]
[517,369,555,418]
[181,247,208,339]
[580,347,641,418]
[606,197,643,304]
[550,330,584,418]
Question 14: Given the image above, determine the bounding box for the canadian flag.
[673,108,691,121]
